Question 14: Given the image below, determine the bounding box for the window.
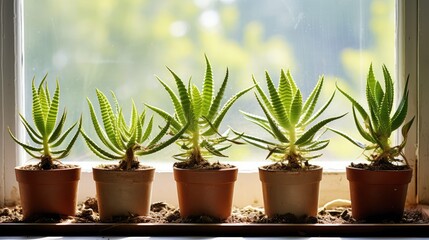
[1,0,428,207]
[23,0,394,168]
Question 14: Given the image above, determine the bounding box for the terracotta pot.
[15,166,81,219]
[173,167,238,219]
[259,166,322,218]
[346,166,412,221]
[93,167,155,222]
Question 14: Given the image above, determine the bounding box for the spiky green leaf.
[31,79,45,135]
[295,113,346,145]
[255,94,289,143]
[201,55,213,116]
[45,81,60,136]
[206,68,228,121]
[265,71,290,128]
[289,89,302,125]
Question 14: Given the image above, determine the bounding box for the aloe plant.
[8,75,82,170]
[80,89,187,170]
[233,70,345,169]
[146,56,253,167]
[331,64,414,167]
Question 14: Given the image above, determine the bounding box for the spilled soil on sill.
[1,198,428,224]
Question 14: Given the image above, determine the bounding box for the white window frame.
[1,0,428,207]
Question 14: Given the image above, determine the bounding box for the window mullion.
[0,0,23,206]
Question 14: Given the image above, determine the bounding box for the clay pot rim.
[346,165,412,173]
[173,166,238,172]
[15,165,81,172]
[258,165,322,173]
[92,166,155,172]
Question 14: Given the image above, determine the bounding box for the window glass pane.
[23,0,395,165]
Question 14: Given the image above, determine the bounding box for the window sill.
[0,221,428,237]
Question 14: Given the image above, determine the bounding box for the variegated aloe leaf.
[8,75,81,169]
[149,56,251,164]
[237,69,342,168]
[82,89,185,170]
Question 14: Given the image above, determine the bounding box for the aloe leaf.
[289,89,302,125]
[206,68,228,121]
[255,94,289,143]
[366,78,380,129]
[40,74,50,105]
[145,104,182,131]
[47,110,66,143]
[89,97,120,150]
[378,90,392,137]
[96,89,121,150]
[337,83,369,120]
[295,113,346,145]
[401,116,415,138]
[113,113,126,151]
[299,89,335,127]
[247,118,276,137]
[50,120,77,148]
[110,91,121,117]
[130,100,139,131]
[156,76,186,125]
[351,107,375,143]
[240,137,272,151]
[252,76,275,117]
[20,120,43,145]
[19,114,42,142]
[240,110,269,125]
[56,117,82,159]
[51,149,70,155]
[300,140,330,152]
[366,116,385,149]
[391,74,409,131]
[201,55,213,117]
[135,112,144,143]
[278,69,294,113]
[374,81,384,107]
[191,84,202,121]
[127,121,138,150]
[382,64,394,115]
[167,67,192,121]
[45,81,60,136]
[118,109,131,138]
[8,127,44,152]
[366,64,379,108]
[87,98,122,155]
[23,147,42,159]
[202,86,253,136]
[204,142,228,157]
[265,71,290,128]
[266,146,286,160]
[286,70,298,95]
[327,127,366,149]
[32,79,46,136]
[81,130,122,160]
[141,116,153,143]
[213,144,232,153]
[139,122,189,155]
[37,81,49,123]
[172,153,189,161]
[240,111,275,137]
[230,128,278,146]
[148,120,170,147]
[298,77,323,126]
[398,117,415,152]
